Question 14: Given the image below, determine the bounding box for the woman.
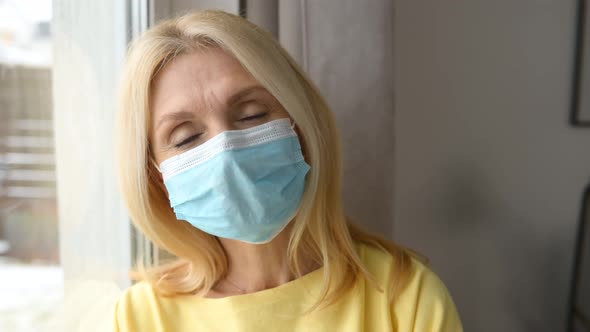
[114,9,462,332]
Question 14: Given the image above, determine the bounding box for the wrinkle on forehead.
[150,48,259,119]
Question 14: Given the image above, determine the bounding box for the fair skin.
[149,47,315,298]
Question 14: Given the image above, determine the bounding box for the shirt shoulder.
[112,281,161,332]
[401,257,463,331]
[356,242,463,332]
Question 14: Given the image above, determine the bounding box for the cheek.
[149,146,167,166]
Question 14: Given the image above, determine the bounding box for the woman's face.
[149,47,291,165]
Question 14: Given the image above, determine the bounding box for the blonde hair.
[117,9,416,309]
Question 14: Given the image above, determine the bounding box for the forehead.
[150,48,259,121]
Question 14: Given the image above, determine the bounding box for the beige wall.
[394,1,590,331]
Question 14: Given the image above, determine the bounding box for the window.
[0,0,61,330]
[1,1,244,330]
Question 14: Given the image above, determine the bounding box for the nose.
[205,116,237,140]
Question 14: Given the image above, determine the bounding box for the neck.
[216,223,316,294]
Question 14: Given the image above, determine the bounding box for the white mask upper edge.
[159,118,297,181]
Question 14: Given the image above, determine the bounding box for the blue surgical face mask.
[159,118,311,244]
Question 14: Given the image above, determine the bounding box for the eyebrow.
[226,85,266,107]
[155,110,194,131]
[155,85,266,131]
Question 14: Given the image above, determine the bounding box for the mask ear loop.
[147,151,162,173]
[151,159,162,173]
[148,154,170,196]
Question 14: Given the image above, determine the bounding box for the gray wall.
[153,0,238,22]
[289,0,397,237]
[393,1,590,331]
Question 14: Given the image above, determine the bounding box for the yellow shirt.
[113,242,463,331]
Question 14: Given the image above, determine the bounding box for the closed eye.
[240,112,268,122]
[175,133,201,148]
